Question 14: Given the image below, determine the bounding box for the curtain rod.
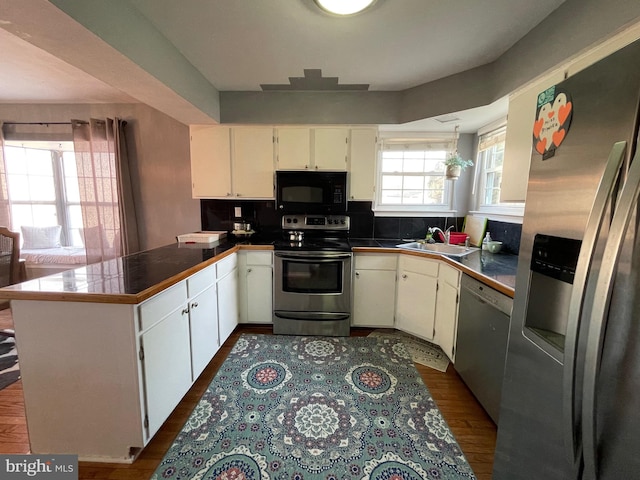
[3,122,77,126]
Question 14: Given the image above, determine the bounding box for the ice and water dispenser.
[524,234,582,355]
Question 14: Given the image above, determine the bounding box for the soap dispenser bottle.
[482,232,492,250]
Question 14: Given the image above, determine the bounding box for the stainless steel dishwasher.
[455,273,513,423]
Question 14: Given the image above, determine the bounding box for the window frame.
[471,123,524,220]
[373,133,457,216]
[4,141,83,247]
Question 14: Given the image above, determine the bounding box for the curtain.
[0,125,12,229]
[72,118,139,265]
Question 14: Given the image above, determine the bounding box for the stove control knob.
[340,219,346,224]
[286,218,292,224]
[293,218,298,223]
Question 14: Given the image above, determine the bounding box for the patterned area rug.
[152,334,474,480]
[0,335,19,390]
[368,329,450,373]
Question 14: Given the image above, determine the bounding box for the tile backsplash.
[201,199,522,254]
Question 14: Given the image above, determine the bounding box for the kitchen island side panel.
[12,300,145,462]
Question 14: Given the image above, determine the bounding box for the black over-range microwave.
[275,170,348,214]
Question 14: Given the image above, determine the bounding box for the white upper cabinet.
[276,127,312,170]
[190,126,231,198]
[232,127,275,198]
[312,127,349,170]
[349,128,378,200]
[189,126,274,199]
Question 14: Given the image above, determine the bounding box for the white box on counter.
[176,231,227,243]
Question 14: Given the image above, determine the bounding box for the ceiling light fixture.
[314,0,376,16]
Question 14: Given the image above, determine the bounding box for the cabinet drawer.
[216,253,238,279]
[398,255,439,277]
[355,254,397,271]
[187,264,216,297]
[245,251,272,266]
[439,264,460,287]
[139,281,187,332]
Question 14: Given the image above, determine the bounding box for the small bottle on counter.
[482,232,492,250]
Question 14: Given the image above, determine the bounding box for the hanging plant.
[445,152,473,180]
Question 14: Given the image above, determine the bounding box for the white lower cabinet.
[434,263,461,362]
[239,251,273,324]
[217,253,239,344]
[352,253,397,327]
[395,255,439,341]
[188,284,219,380]
[140,299,193,438]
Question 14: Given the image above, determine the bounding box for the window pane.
[403,158,424,172]
[381,157,403,172]
[4,147,28,174]
[32,205,58,225]
[26,150,53,176]
[424,189,445,204]
[11,205,34,229]
[381,175,402,189]
[381,190,402,204]
[402,190,424,204]
[29,175,56,201]
[7,175,30,201]
[403,176,424,189]
[425,159,444,173]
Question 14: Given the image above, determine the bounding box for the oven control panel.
[281,214,350,230]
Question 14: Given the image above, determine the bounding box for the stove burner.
[277,214,351,252]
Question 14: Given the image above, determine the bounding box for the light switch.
[234,206,242,218]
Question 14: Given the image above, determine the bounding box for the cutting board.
[463,215,487,247]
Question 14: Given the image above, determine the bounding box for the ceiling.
[0,0,567,131]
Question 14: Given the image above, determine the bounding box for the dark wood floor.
[0,321,496,480]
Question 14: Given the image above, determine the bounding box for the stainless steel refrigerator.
[493,38,640,479]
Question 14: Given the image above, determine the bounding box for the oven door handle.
[275,252,352,261]
[274,311,350,321]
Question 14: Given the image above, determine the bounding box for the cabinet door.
[218,269,239,344]
[189,284,219,380]
[190,126,232,198]
[313,128,349,170]
[232,127,275,198]
[240,265,273,324]
[141,306,192,438]
[435,280,459,361]
[276,128,311,170]
[395,270,437,340]
[352,269,396,327]
[349,128,377,200]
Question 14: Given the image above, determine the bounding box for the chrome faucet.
[429,226,455,244]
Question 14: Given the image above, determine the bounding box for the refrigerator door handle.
[562,141,627,466]
[582,146,640,480]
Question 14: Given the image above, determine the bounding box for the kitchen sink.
[396,241,478,257]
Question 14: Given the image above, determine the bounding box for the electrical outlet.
[234,206,242,218]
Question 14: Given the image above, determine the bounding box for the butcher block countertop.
[0,236,517,304]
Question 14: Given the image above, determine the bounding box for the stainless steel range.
[273,214,352,336]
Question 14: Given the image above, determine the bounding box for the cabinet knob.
[402,274,408,279]
[305,165,309,169]
[355,271,359,277]
[191,302,199,309]
[247,268,252,273]
[226,193,232,197]
[181,307,189,315]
